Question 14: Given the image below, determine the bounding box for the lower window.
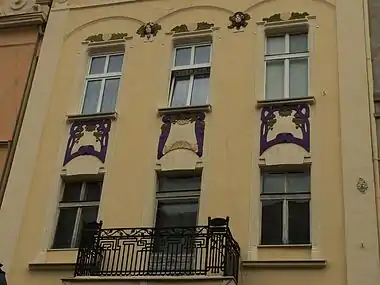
[260,170,310,245]
[52,180,103,249]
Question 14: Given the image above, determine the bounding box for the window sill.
[242,259,327,269]
[66,112,118,122]
[29,261,76,271]
[256,96,315,108]
[258,244,312,249]
[62,275,236,283]
[158,104,212,116]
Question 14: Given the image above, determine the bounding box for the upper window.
[82,53,124,114]
[169,44,211,107]
[260,170,310,245]
[52,180,103,249]
[265,33,308,100]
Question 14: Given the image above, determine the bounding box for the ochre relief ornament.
[171,22,214,34]
[83,33,129,44]
[137,22,161,40]
[228,12,251,30]
[262,12,310,23]
[356,177,368,193]
[84,34,104,43]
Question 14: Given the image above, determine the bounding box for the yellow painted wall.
[0,0,378,285]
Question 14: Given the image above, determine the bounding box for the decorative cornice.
[262,12,310,23]
[82,33,129,44]
[0,11,47,28]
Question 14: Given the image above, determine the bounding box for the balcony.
[74,217,240,281]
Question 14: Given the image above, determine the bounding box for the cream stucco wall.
[0,0,378,284]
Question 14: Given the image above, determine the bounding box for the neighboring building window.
[169,44,211,107]
[154,173,201,252]
[52,180,103,249]
[265,33,308,100]
[82,53,124,114]
[260,170,310,245]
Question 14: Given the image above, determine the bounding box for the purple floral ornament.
[260,104,310,155]
[63,119,111,165]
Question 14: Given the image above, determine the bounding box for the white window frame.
[81,52,124,114]
[168,43,212,107]
[260,171,311,245]
[53,181,102,248]
[264,33,309,100]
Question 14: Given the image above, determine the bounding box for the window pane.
[266,36,285,55]
[52,208,78,248]
[261,200,283,245]
[159,176,201,192]
[89,57,106,74]
[100,78,119,112]
[262,173,285,193]
[288,200,310,244]
[107,54,124,73]
[289,58,308,98]
[155,200,198,228]
[84,181,103,201]
[290,34,308,53]
[170,76,190,107]
[287,172,310,193]
[61,182,82,202]
[194,45,211,64]
[82,80,102,114]
[265,60,284,100]
[191,74,209,105]
[75,206,99,247]
[175,48,192,66]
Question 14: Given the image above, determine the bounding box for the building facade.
[0,0,51,206]
[0,0,379,284]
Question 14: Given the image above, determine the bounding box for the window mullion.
[97,79,107,112]
[187,75,194,105]
[72,207,82,247]
[104,55,110,74]
[283,199,288,244]
[284,59,290,99]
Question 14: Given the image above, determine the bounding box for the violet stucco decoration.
[157,112,205,159]
[63,119,112,165]
[260,104,310,155]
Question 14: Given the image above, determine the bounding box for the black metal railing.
[74,217,240,281]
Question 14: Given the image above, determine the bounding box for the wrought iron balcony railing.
[74,217,240,281]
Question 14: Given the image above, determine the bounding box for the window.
[260,170,310,245]
[82,53,124,114]
[154,173,201,252]
[265,33,308,100]
[169,44,211,107]
[52,180,103,249]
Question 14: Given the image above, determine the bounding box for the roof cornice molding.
[0,11,47,28]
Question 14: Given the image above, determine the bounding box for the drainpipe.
[0,16,48,208]
[362,0,380,259]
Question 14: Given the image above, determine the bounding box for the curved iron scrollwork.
[74,217,240,281]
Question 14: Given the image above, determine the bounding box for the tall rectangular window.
[52,180,103,249]
[265,33,309,100]
[169,44,211,107]
[82,53,124,114]
[154,173,201,252]
[260,170,310,245]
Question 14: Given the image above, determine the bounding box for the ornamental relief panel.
[63,119,112,166]
[157,113,205,160]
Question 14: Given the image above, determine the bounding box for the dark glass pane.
[82,80,102,114]
[288,200,310,244]
[100,78,119,113]
[107,54,124,73]
[290,33,308,53]
[175,48,191,66]
[287,172,310,193]
[75,206,99,247]
[194,45,211,64]
[61,182,82,202]
[52,208,77,248]
[159,176,201,192]
[83,181,102,201]
[89,56,106,74]
[155,200,198,253]
[170,76,190,107]
[191,74,209,106]
[262,173,285,193]
[261,200,283,245]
